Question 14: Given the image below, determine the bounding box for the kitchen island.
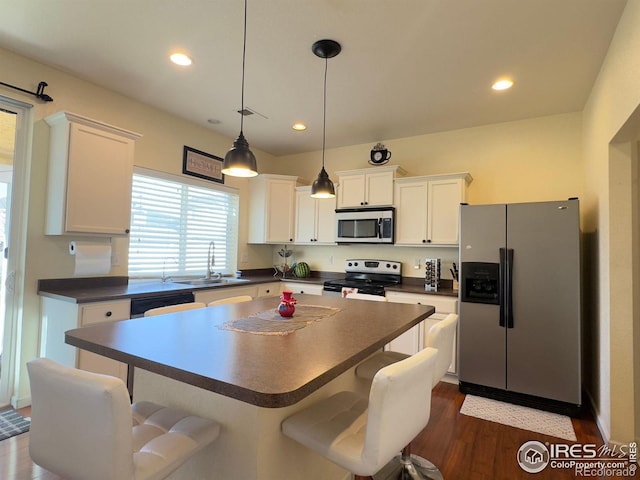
[65,294,434,480]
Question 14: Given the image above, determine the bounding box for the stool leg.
[372,444,444,480]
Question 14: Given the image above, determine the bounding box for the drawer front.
[80,300,131,325]
[386,292,458,313]
[258,283,281,297]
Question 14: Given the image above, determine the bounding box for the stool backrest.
[425,313,458,386]
[363,347,437,468]
[208,295,253,306]
[27,358,134,480]
[144,302,207,316]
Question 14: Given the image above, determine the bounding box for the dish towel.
[341,287,358,298]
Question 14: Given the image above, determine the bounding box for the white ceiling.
[0,0,628,157]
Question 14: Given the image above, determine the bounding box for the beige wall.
[582,0,640,444]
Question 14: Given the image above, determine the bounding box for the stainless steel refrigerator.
[458,199,581,410]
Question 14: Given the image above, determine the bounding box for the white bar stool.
[27,357,221,480]
[143,302,207,316]
[282,347,438,479]
[355,313,459,479]
[208,295,252,306]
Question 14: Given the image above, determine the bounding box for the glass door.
[0,96,31,408]
[0,109,15,403]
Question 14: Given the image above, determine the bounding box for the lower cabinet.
[257,282,282,297]
[41,297,130,383]
[385,292,458,375]
[281,282,324,296]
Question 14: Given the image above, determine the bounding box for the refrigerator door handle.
[499,248,506,327]
[506,248,514,328]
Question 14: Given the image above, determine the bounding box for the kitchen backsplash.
[273,244,459,279]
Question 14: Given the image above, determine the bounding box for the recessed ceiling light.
[170,52,192,66]
[292,122,307,131]
[492,79,514,91]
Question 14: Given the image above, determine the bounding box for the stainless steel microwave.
[335,207,395,244]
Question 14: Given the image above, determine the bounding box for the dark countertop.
[38,271,458,304]
[65,294,435,407]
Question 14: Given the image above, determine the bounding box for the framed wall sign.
[182,146,224,184]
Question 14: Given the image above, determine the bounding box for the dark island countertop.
[65,294,435,408]
[38,271,457,304]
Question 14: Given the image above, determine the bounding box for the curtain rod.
[0,80,53,102]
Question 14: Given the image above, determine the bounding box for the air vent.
[236,107,268,119]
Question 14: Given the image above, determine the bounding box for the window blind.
[128,170,239,278]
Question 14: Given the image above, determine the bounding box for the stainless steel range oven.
[323,259,402,297]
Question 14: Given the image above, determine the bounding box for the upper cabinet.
[248,174,300,244]
[336,165,406,208]
[44,112,141,236]
[395,173,472,246]
[294,186,336,245]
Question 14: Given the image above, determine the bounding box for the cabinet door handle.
[105,311,112,317]
[422,239,427,243]
[125,228,130,234]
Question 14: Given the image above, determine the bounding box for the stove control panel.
[344,259,402,275]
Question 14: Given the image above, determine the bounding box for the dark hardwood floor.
[1,383,611,480]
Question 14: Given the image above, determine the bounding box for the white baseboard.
[583,388,611,445]
[11,394,31,410]
[441,373,459,385]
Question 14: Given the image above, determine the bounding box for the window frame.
[128,166,240,279]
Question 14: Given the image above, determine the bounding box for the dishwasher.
[130,292,196,318]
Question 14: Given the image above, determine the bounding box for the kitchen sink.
[173,277,250,286]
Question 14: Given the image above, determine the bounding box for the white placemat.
[460,394,577,441]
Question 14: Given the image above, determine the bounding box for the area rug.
[460,395,577,441]
[0,408,30,441]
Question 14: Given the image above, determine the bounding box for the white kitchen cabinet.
[336,165,405,208]
[394,173,472,246]
[281,282,324,296]
[44,111,141,235]
[248,174,300,244]
[193,285,259,304]
[385,292,458,375]
[257,282,282,297]
[41,297,130,383]
[294,186,336,245]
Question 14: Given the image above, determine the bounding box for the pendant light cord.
[240,0,248,134]
[322,56,328,168]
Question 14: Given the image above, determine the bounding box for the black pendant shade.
[310,39,340,199]
[222,0,258,177]
[311,166,335,198]
[223,131,258,177]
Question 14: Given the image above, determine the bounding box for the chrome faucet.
[162,258,177,283]
[206,241,221,279]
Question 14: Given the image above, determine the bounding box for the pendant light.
[310,39,341,198]
[222,0,258,177]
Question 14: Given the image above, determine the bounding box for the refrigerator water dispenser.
[460,262,500,304]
